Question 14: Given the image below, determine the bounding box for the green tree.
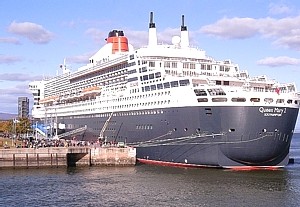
[16,118,32,135]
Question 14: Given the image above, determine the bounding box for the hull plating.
[56,105,298,167]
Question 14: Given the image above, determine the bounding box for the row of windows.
[194,88,226,96]
[47,63,128,96]
[216,80,229,86]
[136,124,153,130]
[197,97,300,104]
[140,72,161,81]
[145,59,234,73]
[142,79,190,92]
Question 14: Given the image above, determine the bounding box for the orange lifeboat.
[106,30,129,54]
[82,86,101,96]
[39,95,59,104]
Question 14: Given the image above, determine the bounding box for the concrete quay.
[0,147,136,169]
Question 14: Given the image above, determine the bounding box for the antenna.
[180,14,189,48]
[149,12,155,28]
[148,12,157,47]
[181,15,187,31]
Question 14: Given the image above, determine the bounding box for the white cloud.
[0,37,21,45]
[257,56,300,67]
[0,73,43,81]
[200,15,300,50]
[67,53,93,64]
[268,3,292,15]
[8,21,54,44]
[200,17,258,39]
[85,28,106,44]
[0,83,32,114]
[0,55,22,64]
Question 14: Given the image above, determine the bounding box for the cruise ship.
[29,12,300,168]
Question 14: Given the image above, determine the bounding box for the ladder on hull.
[98,112,114,141]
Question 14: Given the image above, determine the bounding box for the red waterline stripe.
[137,158,220,168]
[137,159,282,170]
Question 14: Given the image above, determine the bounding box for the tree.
[16,118,32,135]
[0,118,32,137]
[0,120,12,136]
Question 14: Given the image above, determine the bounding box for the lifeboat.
[82,86,101,96]
[39,95,59,104]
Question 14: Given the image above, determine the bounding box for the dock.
[0,146,136,169]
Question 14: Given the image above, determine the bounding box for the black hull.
[56,105,298,167]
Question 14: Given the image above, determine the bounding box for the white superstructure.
[29,13,300,122]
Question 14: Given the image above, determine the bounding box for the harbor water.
[1,134,300,207]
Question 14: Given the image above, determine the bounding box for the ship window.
[128,69,137,74]
[149,61,155,67]
[171,62,177,68]
[250,98,260,102]
[194,89,207,96]
[164,62,171,68]
[216,80,221,85]
[190,63,196,69]
[207,88,226,96]
[143,75,148,81]
[171,81,179,87]
[287,99,292,104]
[128,77,138,82]
[224,81,229,86]
[129,54,134,60]
[155,72,161,78]
[149,74,154,79]
[145,86,150,91]
[231,97,246,102]
[163,82,170,89]
[179,79,190,86]
[276,99,284,103]
[264,98,273,103]
[157,83,163,89]
[197,98,208,102]
[212,98,227,102]
[150,85,156,91]
[141,67,147,72]
[183,63,189,69]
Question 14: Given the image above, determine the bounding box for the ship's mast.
[180,15,189,48]
[148,12,157,47]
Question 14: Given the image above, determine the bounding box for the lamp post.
[35,121,38,141]
[12,118,18,147]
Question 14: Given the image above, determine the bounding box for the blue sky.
[1,0,300,131]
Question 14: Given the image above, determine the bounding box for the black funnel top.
[108,30,124,37]
[149,12,156,28]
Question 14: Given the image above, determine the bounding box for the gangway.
[35,128,46,137]
[54,125,87,139]
[98,112,114,141]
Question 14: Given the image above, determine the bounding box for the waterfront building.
[18,97,29,118]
